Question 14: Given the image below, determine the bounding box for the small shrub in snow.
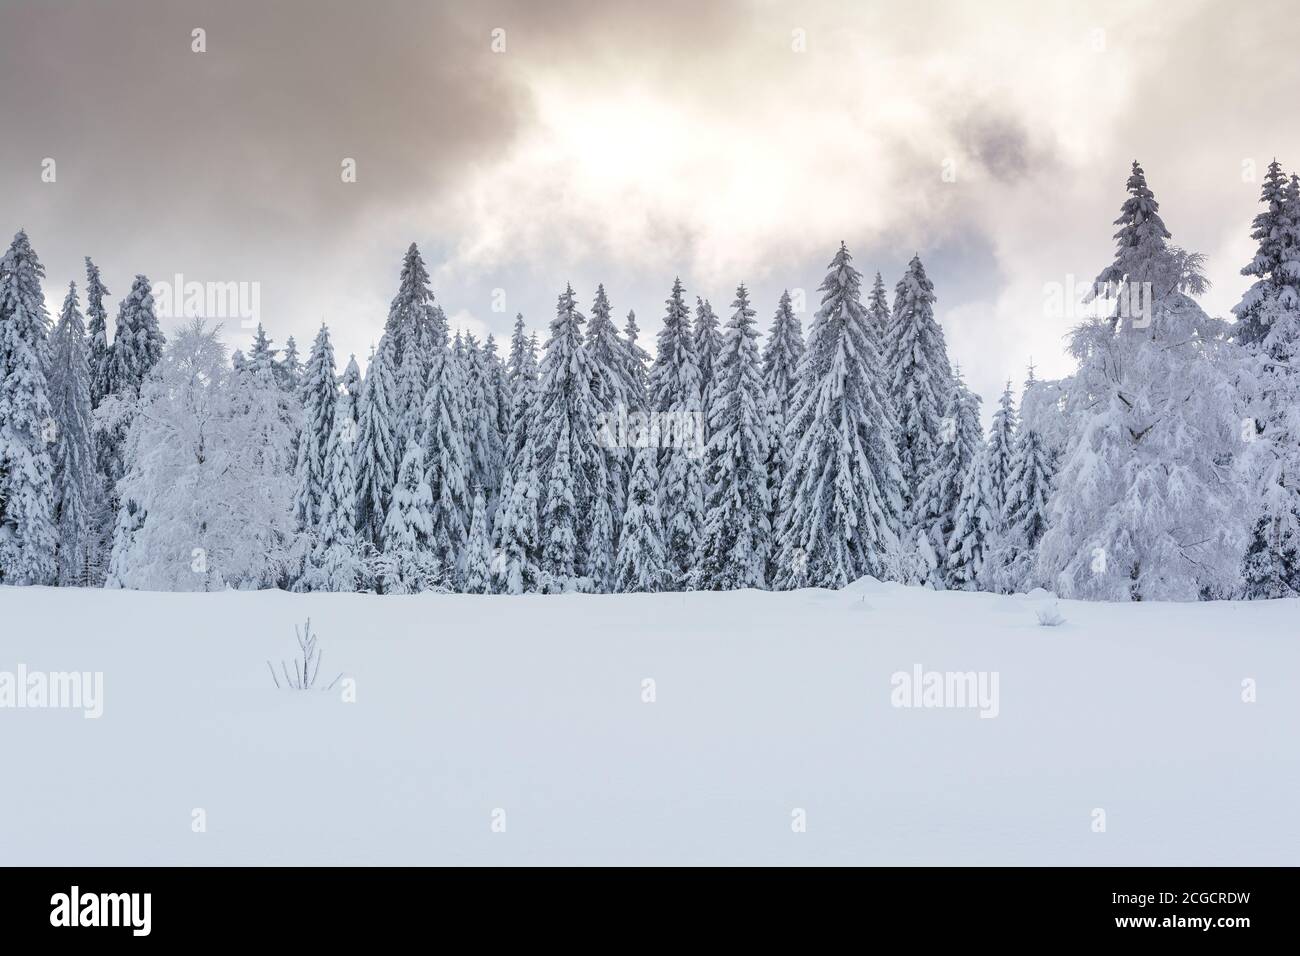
[267,618,342,691]
[1036,604,1066,627]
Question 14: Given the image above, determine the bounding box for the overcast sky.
[3,0,1299,413]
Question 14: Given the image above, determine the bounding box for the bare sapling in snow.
[267,618,343,691]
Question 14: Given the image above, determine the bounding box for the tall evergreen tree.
[947,445,995,590]
[694,296,722,440]
[305,391,364,591]
[773,243,904,588]
[463,485,493,594]
[885,254,953,519]
[84,257,112,410]
[586,284,631,530]
[420,338,472,577]
[277,335,303,393]
[648,278,704,586]
[292,324,338,532]
[914,368,983,588]
[0,231,57,585]
[615,444,668,592]
[49,282,99,585]
[985,380,1018,521]
[1233,160,1295,348]
[491,438,540,594]
[354,333,399,547]
[761,288,805,562]
[463,333,504,501]
[622,309,650,411]
[533,284,604,589]
[1038,161,1242,600]
[378,441,441,593]
[694,283,770,589]
[866,271,890,338]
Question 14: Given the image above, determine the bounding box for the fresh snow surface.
[1,581,1296,865]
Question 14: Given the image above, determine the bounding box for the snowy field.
[1,581,1296,866]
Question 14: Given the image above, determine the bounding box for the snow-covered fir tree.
[947,445,995,590]
[84,256,112,410]
[95,273,164,496]
[0,230,57,585]
[303,390,364,592]
[866,271,890,339]
[419,335,472,578]
[622,309,650,412]
[761,288,804,562]
[292,324,338,532]
[772,242,904,588]
[354,333,399,548]
[694,295,722,442]
[276,335,303,393]
[491,438,540,594]
[378,440,442,594]
[462,485,493,594]
[49,282,100,585]
[648,278,704,587]
[1038,161,1245,600]
[340,354,362,414]
[463,333,505,502]
[615,444,668,592]
[586,283,631,524]
[533,284,604,590]
[985,381,1018,522]
[984,369,1056,593]
[886,254,953,519]
[913,367,982,588]
[693,283,770,589]
[1240,165,1300,596]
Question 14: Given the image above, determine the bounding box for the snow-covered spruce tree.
[886,254,954,520]
[504,317,539,464]
[616,444,668,591]
[377,440,442,594]
[419,336,472,579]
[95,273,164,494]
[84,257,112,410]
[533,284,605,590]
[984,375,1056,593]
[1038,161,1245,601]
[385,242,440,358]
[248,323,277,373]
[913,367,982,588]
[694,296,722,443]
[463,333,505,502]
[586,283,631,525]
[947,445,995,590]
[491,438,540,594]
[693,283,770,590]
[761,288,805,561]
[303,391,364,592]
[1233,160,1295,349]
[49,283,100,585]
[340,354,362,417]
[292,324,338,533]
[1240,168,1300,596]
[622,309,650,412]
[772,242,904,589]
[0,231,57,585]
[276,335,303,393]
[463,486,493,594]
[354,332,399,548]
[866,271,890,339]
[648,278,704,587]
[106,320,294,590]
[484,333,512,464]
[985,381,1018,524]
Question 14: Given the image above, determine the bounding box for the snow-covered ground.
[1,581,1296,865]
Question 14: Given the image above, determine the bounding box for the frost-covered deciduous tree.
[1038,161,1245,600]
[773,243,903,588]
[106,320,294,590]
[694,283,770,590]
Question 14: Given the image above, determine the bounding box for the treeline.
[0,159,1297,600]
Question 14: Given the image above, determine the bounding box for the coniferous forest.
[2,160,1298,601]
